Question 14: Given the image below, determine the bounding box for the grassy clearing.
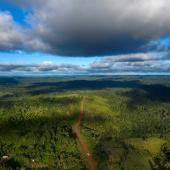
[126,137,168,156]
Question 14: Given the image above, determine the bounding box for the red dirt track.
[73,96,97,170]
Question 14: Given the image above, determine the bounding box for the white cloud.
[42,61,54,65]
[0,11,25,50]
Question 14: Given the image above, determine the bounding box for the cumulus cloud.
[0,62,83,72]
[0,11,24,51]
[0,11,49,52]
[90,53,170,73]
[91,53,158,69]
[0,52,169,74]
[1,0,170,56]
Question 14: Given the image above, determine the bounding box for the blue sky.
[0,0,27,25]
[0,0,170,75]
[0,51,96,65]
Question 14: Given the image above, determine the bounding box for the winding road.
[73,96,97,170]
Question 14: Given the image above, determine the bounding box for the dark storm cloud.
[1,0,170,56]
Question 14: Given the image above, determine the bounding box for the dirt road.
[73,96,97,170]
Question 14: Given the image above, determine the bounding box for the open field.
[0,76,170,169]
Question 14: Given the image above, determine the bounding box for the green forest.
[0,76,169,170]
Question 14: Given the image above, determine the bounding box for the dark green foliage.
[153,143,170,170]
[0,92,84,169]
